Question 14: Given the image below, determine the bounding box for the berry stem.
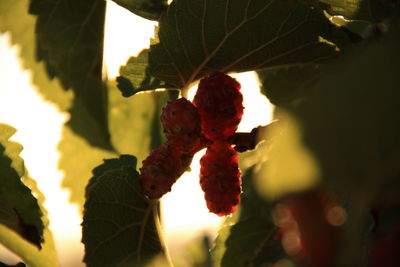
[230,120,281,152]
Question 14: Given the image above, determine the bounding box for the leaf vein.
[222,6,305,71]
[183,0,276,89]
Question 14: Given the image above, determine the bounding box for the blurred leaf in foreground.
[292,15,400,195]
[255,114,320,200]
[257,64,321,107]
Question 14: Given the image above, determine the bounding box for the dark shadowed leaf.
[256,13,400,265]
[146,0,348,94]
[117,49,172,97]
[82,155,165,267]
[292,15,400,194]
[257,64,322,107]
[0,124,59,267]
[28,0,111,149]
[111,0,168,21]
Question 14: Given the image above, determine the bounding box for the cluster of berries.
[140,98,202,199]
[139,72,244,216]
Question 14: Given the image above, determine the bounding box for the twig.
[230,120,281,152]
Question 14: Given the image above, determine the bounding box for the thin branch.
[230,120,281,152]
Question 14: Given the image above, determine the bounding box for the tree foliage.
[1,0,400,266]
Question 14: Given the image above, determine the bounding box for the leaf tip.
[116,76,136,97]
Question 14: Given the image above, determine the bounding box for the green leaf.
[29,0,111,149]
[147,0,347,93]
[0,0,72,110]
[0,124,59,267]
[117,49,172,97]
[111,0,168,21]
[313,0,393,22]
[0,124,43,248]
[82,155,166,267]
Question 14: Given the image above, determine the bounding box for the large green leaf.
[291,15,400,194]
[142,0,348,94]
[0,0,72,110]
[0,124,59,267]
[111,0,168,21]
[29,0,111,148]
[82,155,166,267]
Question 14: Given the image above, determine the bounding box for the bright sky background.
[0,2,272,266]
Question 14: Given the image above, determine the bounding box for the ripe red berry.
[199,141,241,216]
[193,72,243,141]
[161,98,201,153]
[139,143,193,199]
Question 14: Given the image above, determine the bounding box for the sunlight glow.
[103,1,157,79]
[0,34,83,266]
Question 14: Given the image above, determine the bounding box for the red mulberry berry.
[140,143,193,199]
[161,98,201,153]
[199,141,241,216]
[193,72,243,140]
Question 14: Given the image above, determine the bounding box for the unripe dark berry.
[193,72,243,141]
